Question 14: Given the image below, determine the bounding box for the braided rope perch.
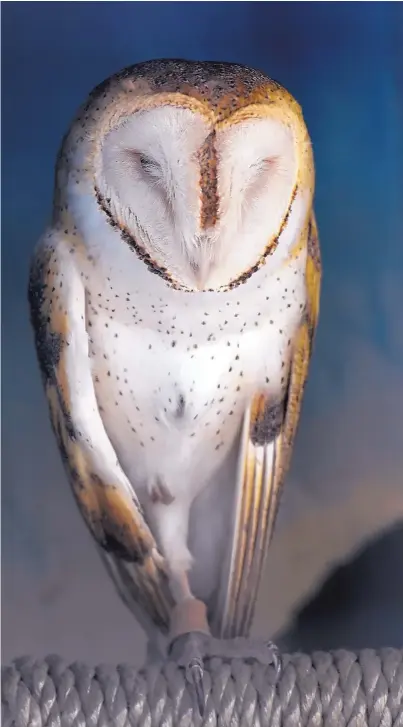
[2,649,403,726]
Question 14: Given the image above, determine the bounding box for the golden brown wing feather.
[215,212,321,638]
[28,233,174,633]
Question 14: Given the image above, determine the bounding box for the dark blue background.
[2,2,403,662]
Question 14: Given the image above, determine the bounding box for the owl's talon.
[186,654,206,718]
[170,632,209,717]
[265,640,281,676]
[168,598,210,717]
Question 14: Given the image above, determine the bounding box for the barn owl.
[28,58,321,700]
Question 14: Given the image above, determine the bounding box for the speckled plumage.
[28,59,321,647]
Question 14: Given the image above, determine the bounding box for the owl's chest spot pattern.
[87,323,251,490]
[84,259,305,498]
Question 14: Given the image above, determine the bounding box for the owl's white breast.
[79,237,307,509]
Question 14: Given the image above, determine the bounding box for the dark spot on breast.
[251,399,285,446]
[175,394,186,418]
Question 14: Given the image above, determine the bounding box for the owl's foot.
[169,598,210,718]
[170,620,282,718]
[182,633,207,717]
[216,637,281,675]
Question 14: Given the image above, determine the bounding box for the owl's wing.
[28,232,174,635]
[216,213,321,639]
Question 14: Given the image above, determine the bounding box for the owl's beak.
[186,232,217,290]
[188,261,207,291]
[190,255,215,291]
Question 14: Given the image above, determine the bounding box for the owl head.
[55,59,314,292]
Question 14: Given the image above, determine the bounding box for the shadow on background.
[2,2,403,663]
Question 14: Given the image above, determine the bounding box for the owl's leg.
[147,496,209,716]
[147,497,194,603]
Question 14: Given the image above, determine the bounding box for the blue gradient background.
[2,2,403,663]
